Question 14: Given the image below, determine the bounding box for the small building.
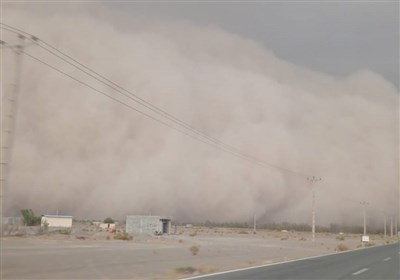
[41,215,73,228]
[126,215,171,235]
[99,223,116,230]
[2,217,23,226]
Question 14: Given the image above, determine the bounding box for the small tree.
[103,217,115,224]
[21,209,41,226]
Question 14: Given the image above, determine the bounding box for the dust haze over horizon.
[2,3,399,227]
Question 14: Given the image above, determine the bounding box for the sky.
[1,1,399,226]
[102,1,399,88]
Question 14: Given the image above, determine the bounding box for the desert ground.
[2,224,398,279]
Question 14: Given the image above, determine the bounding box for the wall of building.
[99,223,116,230]
[41,216,72,228]
[126,215,166,235]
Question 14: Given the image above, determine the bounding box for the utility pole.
[1,34,26,220]
[390,216,393,238]
[307,176,321,242]
[384,215,387,239]
[253,213,256,234]
[360,201,369,236]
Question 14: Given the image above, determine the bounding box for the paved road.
[185,243,399,280]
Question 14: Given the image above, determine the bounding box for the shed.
[126,215,171,235]
[41,215,73,228]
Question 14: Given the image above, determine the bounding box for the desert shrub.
[336,235,345,241]
[176,266,197,274]
[365,242,375,247]
[280,236,289,240]
[197,266,217,274]
[114,231,133,240]
[190,245,200,256]
[238,230,249,234]
[21,209,41,226]
[59,229,71,235]
[336,244,348,251]
[189,231,198,237]
[103,217,115,224]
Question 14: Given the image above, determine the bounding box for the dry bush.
[175,266,197,274]
[336,244,349,251]
[114,231,133,240]
[280,236,289,240]
[189,231,198,237]
[299,237,307,241]
[238,230,249,234]
[336,235,345,241]
[365,242,375,247]
[58,229,71,235]
[197,266,217,274]
[190,245,200,256]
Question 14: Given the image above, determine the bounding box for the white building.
[41,215,73,228]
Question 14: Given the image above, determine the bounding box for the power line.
[2,41,298,174]
[1,23,313,177]
[1,23,310,177]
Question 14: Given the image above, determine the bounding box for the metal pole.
[384,215,387,238]
[307,176,321,242]
[312,187,316,241]
[360,201,368,236]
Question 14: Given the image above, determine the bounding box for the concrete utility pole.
[1,34,26,219]
[307,176,321,242]
[384,215,387,239]
[390,216,393,238]
[253,213,257,234]
[360,201,369,236]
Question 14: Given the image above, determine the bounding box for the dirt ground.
[2,224,398,279]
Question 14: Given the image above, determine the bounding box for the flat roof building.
[41,215,73,228]
[126,215,171,235]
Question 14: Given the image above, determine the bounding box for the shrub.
[114,231,133,240]
[336,235,345,241]
[59,229,71,235]
[190,245,200,256]
[103,217,115,224]
[175,266,197,274]
[21,209,41,226]
[336,244,348,251]
[365,242,375,247]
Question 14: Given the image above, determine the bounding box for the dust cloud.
[2,5,398,226]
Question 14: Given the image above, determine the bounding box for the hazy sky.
[102,1,399,89]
